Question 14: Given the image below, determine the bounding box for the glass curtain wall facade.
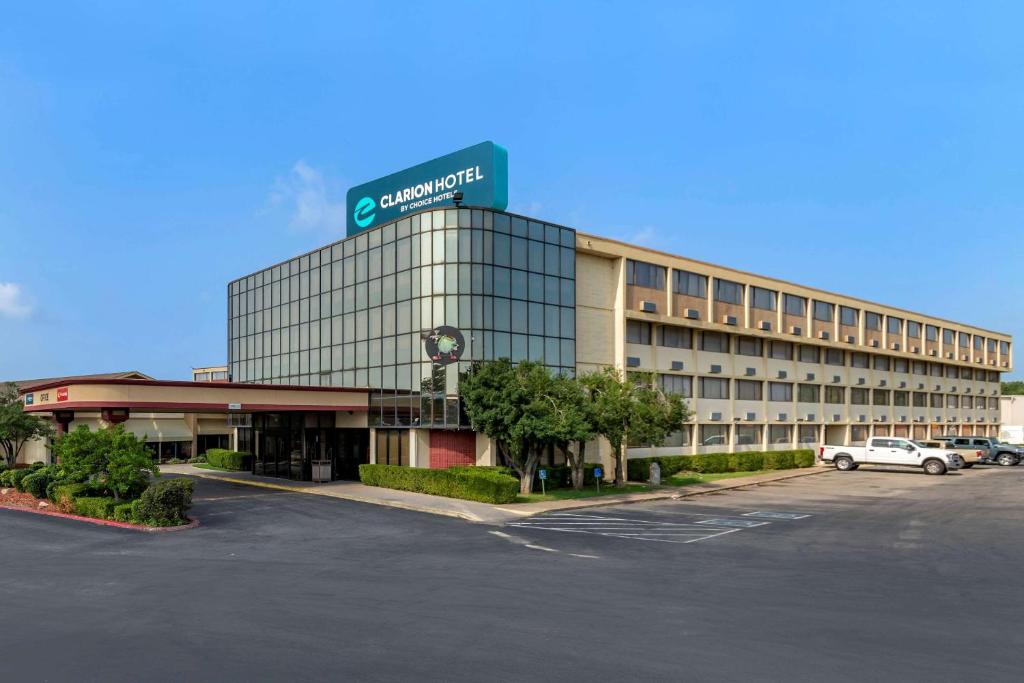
[228,208,577,428]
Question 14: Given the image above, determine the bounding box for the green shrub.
[50,482,91,512]
[187,455,207,464]
[11,468,35,492]
[73,496,120,520]
[729,452,765,472]
[29,461,45,470]
[794,451,816,468]
[762,452,796,470]
[133,478,194,526]
[205,449,252,471]
[112,501,135,523]
[359,464,519,504]
[21,469,52,498]
[0,468,17,487]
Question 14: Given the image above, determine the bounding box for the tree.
[0,382,55,468]
[1002,381,1024,396]
[460,359,564,495]
[53,424,159,500]
[580,368,690,487]
[548,374,596,490]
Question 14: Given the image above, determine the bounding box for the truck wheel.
[923,459,947,475]
[997,453,1015,467]
[834,456,854,471]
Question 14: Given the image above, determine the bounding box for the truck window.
[971,439,989,446]
[954,439,969,446]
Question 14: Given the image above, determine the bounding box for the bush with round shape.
[133,478,194,526]
[21,469,52,498]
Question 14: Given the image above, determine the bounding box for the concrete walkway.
[161,464,828,525]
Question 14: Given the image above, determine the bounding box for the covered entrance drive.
[251,412,370,481]
[19,378,371,481]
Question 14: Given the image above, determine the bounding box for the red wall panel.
[429,430,476,469]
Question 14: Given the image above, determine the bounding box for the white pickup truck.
[819,437,962,475]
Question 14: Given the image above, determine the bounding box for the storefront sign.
[56,387,69,402]
[424,326,465,365]
[346,141,508,235]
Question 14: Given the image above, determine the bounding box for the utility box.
[311,460,332,483]
[649,462,662,486]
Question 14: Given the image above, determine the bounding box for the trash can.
[311,459,332,483]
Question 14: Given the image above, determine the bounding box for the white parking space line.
[508,513,745,544]
[694,518,770,528]
[742,511,812,520]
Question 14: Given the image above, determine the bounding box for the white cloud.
[269,161,346,234]
[0,282,32,318]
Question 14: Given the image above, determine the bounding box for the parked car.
[819,437,962,475]
[935,436,1021,467]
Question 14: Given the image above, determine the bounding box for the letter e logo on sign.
[56,387,69,402]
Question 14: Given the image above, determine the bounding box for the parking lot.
[2,464,1023,682]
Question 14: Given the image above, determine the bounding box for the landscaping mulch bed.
[0,488,198,532]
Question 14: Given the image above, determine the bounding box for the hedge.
[627,449,816,481]
[50,483,92,512]
[73,496,121,520]
[10,468,35,492]
[21,469,52,498]
[205,449,252,471]
[359,464,519,504]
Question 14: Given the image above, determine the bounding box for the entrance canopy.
[20,378,369,420]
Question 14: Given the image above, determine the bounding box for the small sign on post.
[593,466,603,493]
[538,468,547,496]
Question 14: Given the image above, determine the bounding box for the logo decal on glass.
[424,326,465,365]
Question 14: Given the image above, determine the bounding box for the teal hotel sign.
[346,141,508,236]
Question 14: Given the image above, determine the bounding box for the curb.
[0,504,199,532]
[182,472,483,522]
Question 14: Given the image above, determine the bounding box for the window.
[659,374,693,397]
[735,424,762,445]
[626,320,651,344]
[851,425,868,444]
[850,388,869,405]
[946,394,959,409]
[973,335,983,350]
[699,377,730,399]
[989,397,999,409]
[958,332,969,348]
[839,306,858,326]
[626,260,666,289]
[673,270,707,297]
[943,328,954,345]
[798,384,820,403]
[930,394,943,408]
[894,391,909,406]
[851,352,869,368]
[768,341,793,360]
[812,300,834,322]
[894,358,908,373]
[825,386,845,404]
[736,379,763,401]
[962,396,973,409]
[798,425,819,444]
[825,348,845,366]
[912,361,927,375]
[872,389,890,406]
[1000,340,1009,355]
[945,365,957,378]
[661,426,693,448]
[736,336,763,356]
[715,278,743,304]
[700,424,729,446]
[907,321,921,338]
[799,345,821,363]
[925,325,938,342]
[701,331,729,353]
[887,317,902,335]
[658,325,693,349]
[873,355,890,371]
[987,338,996,352]
[912,392,927,407]
[865,312,881,330]
[783,294,806,316]
[768,382,793,402]
[929,363,943,377]
[751,286,776,311]
[959,367,972,379]
[768,425,792,445]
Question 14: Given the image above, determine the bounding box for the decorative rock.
[649,462,662,486]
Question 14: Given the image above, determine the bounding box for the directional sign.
[538,469,548,480]
[593,467,603,479]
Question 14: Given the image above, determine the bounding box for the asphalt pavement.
[2,463,1022,682]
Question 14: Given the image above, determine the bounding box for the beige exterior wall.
[577,232,1010,458]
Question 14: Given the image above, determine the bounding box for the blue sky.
[1,1,1021,380]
